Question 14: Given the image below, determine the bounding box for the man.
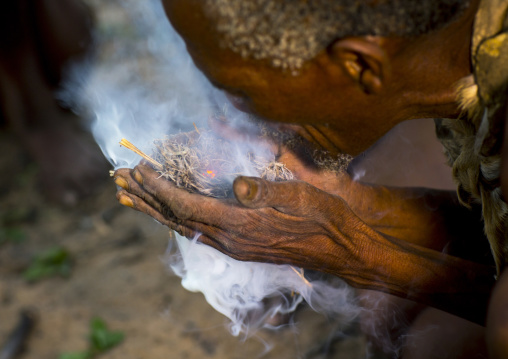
[113,0,508,356]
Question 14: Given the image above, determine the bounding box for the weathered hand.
[114,164,496,324]
[114,164,363,271]
[112,125,495,325]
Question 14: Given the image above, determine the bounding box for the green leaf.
[58,318,124,359]
[23,246,72,282]
[89,318,124,353]
[0,227,27,244]
[58,351,92,359]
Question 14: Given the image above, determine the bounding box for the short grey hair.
[204,0,470,72]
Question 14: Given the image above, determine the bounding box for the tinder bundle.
[149,130,293,198]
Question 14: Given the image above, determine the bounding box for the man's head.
[162,0,474,155]
[204,0,469,72]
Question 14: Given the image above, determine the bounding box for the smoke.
[167,234,359,336]
[60,0,360,337]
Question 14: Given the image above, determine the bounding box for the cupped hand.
[112,165,498,326]
[113,164,368,272]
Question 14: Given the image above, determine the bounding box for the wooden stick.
[291,267,312,287]
[192,122,201,135]
[119,138,163,169]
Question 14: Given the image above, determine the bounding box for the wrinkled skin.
[115,132,363,269]
[115,166,359,268]
[113,0,508,356]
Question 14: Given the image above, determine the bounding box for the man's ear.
[327,37,390,95]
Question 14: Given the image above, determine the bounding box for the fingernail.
[245,179,259,201]
[234,177,259,202]
[114,177,129,190]
[133,169,143,184]
[119,195,134,208]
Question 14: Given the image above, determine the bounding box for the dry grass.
[121,130,294,198]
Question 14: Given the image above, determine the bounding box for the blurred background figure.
[0,0,108,206]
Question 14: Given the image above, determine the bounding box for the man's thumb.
[233,176,272,209]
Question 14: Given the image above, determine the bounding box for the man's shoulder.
[472,0,508,53]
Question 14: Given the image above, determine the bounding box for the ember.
[205,170,216,178]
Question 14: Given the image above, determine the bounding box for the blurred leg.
[403,308,486,359]
[0,0,108,206]
[487,269,508,357]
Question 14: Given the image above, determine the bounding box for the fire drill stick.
[119,138,163,170]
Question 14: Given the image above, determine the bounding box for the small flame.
[205,170,216,178]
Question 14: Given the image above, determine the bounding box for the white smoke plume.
[61,0,360,336]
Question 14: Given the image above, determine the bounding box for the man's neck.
[390,0,481,120]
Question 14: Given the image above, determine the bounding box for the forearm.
[318,220,495,325]
[338,181,491,264]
